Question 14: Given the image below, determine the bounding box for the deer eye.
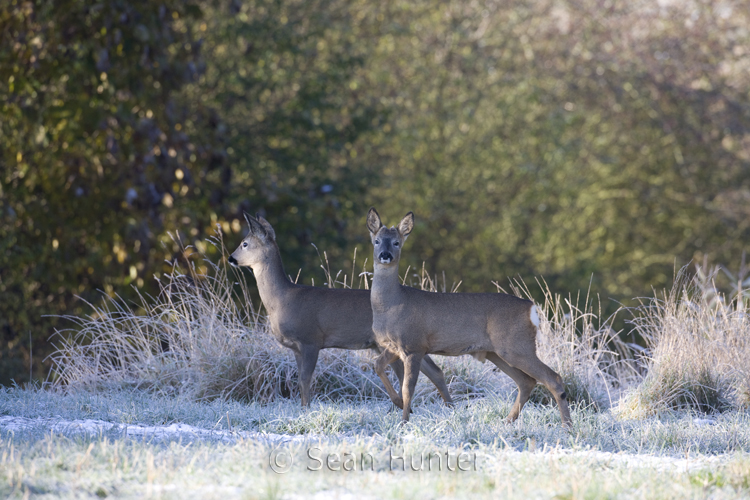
[242,242,248,248]
[393,241,400,247]
[375,239,380,245]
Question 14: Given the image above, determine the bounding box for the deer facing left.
[228,214,454,407]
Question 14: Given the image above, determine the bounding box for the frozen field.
[2,388,749,499]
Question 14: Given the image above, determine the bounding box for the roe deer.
[228,214,453,408]
[366,208,571,426]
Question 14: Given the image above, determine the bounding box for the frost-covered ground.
[1,387,750,499]
[0,413,732,475]
[0,414,730,473]
[0,415,310,445]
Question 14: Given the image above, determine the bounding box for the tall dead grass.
[504,279,637,410]
[49,235,638,410]
[617,265,750,417]
[48,234,388,402]
[52,234,749,418]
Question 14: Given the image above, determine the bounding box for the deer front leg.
[374,349,404,408]
[294,345,320,407]
[372,345,406,390]
[401,352,424,421]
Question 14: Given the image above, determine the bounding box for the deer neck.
[371,262,404,311]
[252,246,293,315]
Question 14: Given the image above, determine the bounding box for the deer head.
[228,213,277,269]
[366,207,414,267]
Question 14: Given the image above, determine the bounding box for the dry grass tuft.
[503,279,637,410]
[617,265,750,418]
[48,234,388,403]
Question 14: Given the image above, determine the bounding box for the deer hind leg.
[504,354,572,428]
[485,352,536,423]
[374,349,404,409]
[294,345,320,407]
[401,352,425,422]
[419,355,453,405]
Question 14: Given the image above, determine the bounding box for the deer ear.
[243,212,268,240]
[243,212,256,235]
[366,207,383,235]
[255,214,276,241]
[398,212,414,237]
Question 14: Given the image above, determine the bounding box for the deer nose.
[378,251,393,264]
[228,255,238,267]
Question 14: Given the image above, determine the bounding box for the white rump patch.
[529,304,540,328]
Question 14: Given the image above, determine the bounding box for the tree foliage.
[0,0,377,383]
[1,0,749,383]
[1,0,208,382]
[358,0,750,302]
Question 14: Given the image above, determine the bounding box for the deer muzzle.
[228,255,239,267]
[378,252,393,264]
